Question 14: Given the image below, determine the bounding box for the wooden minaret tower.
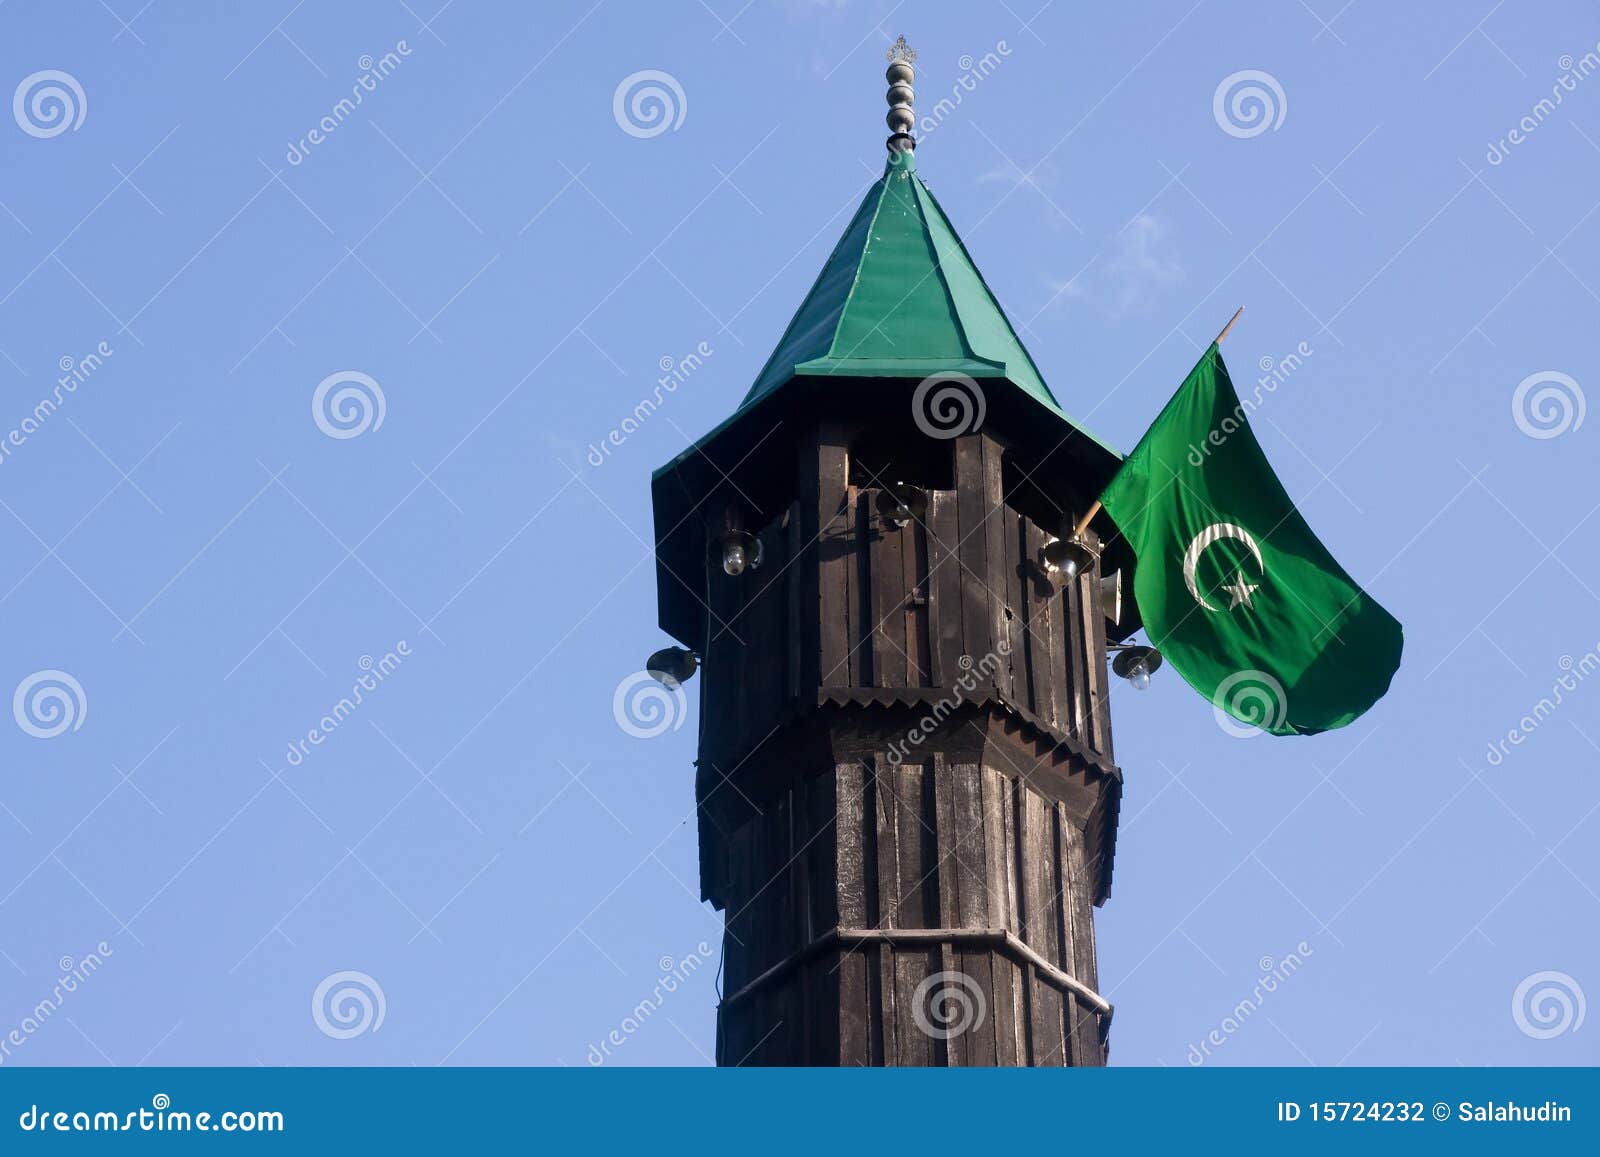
[650,37,1135,1066]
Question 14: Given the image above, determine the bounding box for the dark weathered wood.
[1085,532,1114,762]
[804,769,839,1064]
[786,501,803,704]
[1067,814,1101,1003]
[927,492,962,689]
[892,760,934,1066]
[1002,506,1025,704]
[870,493,906,687]
[851,489,872,686]
[805,425,852,693]
[1019,786,1064,1065]
[720,809,755,1063]
[1019,517,1043,719]
[704,419,1118,1067]
[876,764,902,1066]
[833,761,869,1066]
[953,436,989,675]
[1061,806,1097,1065]
[950,759,996,1066]
[980,439,1013,704]
[747,520,785,741]
[907,514,930,687]
[984,766,1021,1066]
[931,754,960,1066]
[1081,550,1107,755]
[1045,545,1072,738]
[1063,573,1090,745]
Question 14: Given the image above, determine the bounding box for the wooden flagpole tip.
[1215,306,1244,345]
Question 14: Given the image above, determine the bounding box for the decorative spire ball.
[885,35,916,154]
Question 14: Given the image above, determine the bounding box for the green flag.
[1099,344,1402,735]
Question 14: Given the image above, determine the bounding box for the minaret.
[650,37,1129,1066]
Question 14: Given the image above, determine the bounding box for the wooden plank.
[868,941,889,1066]
[951,760,996,1066]
[757,789,787,1065]
[745,794,779,1067]
[1021,515,1047,717]
[768,789,798,1067]
[1044,799,1073,1067]
[1045,535,1071,736]
[808,427,851,692]
[703,542,732,759]
[1078,558,1107,756]
[932,754,960,1066]
[1073,817,1108,1064]
[753,789,780,987]
[785,782,808,1064]
[806,768,841,1065]
[721,814,756,1064]
[1084,531,1114,760]
[1063,571,1090,742]
[1056,800,1084,1066]
[936,938,958,1068]
[954,436,990,677]
[1066,816,1103,1061]
[1002,504,1026,705]
[747,519,783,740]
[893,759,934,1065]
[982,765,1020,1067]
[851,488,872,686]
[787,500,802,704]
[834,760,870,1065]
[927,491,962,689]
[806,428,844,691]
[981,439,1012,703]
[907,511,931,687]
[871,491,907,687]
[872,755,901,1064]
[1019,787,1065,1065]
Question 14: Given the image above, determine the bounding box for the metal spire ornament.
[885,35,916,154]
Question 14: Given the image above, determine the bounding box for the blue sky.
[0,0,1597,1067]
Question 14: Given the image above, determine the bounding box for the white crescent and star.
[1182,522,1265,612]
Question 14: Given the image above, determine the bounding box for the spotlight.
[712,505,764,577]
[874,481,928,529]
[1040,534,1099,580]
[645,647,699,689]
[716,530,763,576]
[1111,645,1162,691]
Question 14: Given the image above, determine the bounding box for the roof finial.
[885,36,916,155]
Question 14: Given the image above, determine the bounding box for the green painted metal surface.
[744,150,1097,425]
[655,149,1119,480]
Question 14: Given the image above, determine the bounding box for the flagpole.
[1214,305,1244,345]
[1071,306,1244,538]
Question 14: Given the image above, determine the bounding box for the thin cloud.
[1102,213,1184,317]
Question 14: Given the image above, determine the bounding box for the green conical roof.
[725,148,1109,453]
